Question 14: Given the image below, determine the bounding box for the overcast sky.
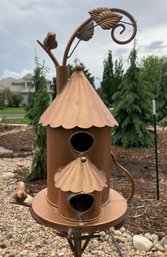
[0,0,167,83]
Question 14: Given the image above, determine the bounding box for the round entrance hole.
[69,194,94,213]
[69,131,94,153]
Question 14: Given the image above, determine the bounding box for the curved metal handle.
[111,151,135,203]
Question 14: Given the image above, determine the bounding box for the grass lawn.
[1,117,31,125]
[0,107,26,114]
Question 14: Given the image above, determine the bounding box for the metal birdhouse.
[31,7,137,257]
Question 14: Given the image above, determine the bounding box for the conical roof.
[54,157,107,193]
[40,67,118,129]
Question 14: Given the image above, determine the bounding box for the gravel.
[0,157,167,257]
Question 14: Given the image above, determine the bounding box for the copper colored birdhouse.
[41,65,118,210]
[31,7,137,257]
[32,65,135,231]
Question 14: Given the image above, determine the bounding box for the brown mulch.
[0,125,166,238]
[0,126,34,156]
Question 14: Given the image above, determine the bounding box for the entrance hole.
[70,131,94,153]
[69,194,94,213]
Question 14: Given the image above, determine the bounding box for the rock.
[144,232,151,240]
[120,227,126,233]
[0,147,14,158]
[122,232,129,237]
[154,242,164,251]
[24,194,33,206]
[150,234,159,242]
[160,237,167,247]
[7,185,15,193]
[2,172,15,180]
[133,235,153,252]
[99,231,106,238]
[113,230,122,237]
[127,234,133,242]
[19,249,29,256]
[117,236,127,243]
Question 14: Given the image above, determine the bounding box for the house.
[0,73,53,106]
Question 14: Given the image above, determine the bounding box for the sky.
[0,0,167,83]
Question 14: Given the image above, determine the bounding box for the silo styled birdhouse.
[38,64,118,222]
[31,7,137,256]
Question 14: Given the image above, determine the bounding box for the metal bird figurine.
[43,32,58,51]
[13,181,27,203]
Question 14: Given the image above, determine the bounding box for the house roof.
[40,66,118,128]
[54,156,107,193]
[0,77,14,87]
[23,73,33,80]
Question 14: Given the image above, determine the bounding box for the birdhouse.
[38,64,118,222]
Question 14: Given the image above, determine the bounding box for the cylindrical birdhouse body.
[47,125,112,207]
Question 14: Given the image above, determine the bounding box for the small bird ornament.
[43,32,58,51]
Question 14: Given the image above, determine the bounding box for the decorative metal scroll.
[37,7,137,67]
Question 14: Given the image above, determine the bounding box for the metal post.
[152,99,160,200]
[74,237,82,257]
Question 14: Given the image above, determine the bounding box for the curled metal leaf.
[77,21,94,41]
[89,7,110,22]
[96,11,122,30]
[110,8,137,44]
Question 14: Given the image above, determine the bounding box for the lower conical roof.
[54,157,107,193]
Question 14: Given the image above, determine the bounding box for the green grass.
[1,117,31,125]
[0,107,26,114]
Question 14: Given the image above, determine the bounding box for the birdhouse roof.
[39,68,118,129]
[54,157,107,193]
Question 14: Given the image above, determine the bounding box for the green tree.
[12,93,23,107]
[156,60,167,121]
[2,88,13,107]
[26,61,50,180]
[113,58,124,96]
[96,87,109,106]
[100,51,124,107]
[100,50,114,107]
[0,91,5,108]
[68,62,95,88]
[140,55,163,97]
[112,46,153,148]
[50,77,57,100]
[140,55,167,122]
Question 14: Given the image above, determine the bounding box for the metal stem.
[108,229,124,257]
[73,232,82,257]
[153,114,160,200]
[62,17,92,66]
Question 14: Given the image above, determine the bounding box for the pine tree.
[113,58,124,96]
[112,46,154,148]
[156,60,167,121]
[101,50,114,107]
[68,62,95,88]
[26,60,50,180]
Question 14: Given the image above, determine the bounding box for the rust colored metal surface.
[57,191,102,222]
[40,67,118,129]
[32,188,127,232]
[54,157,107,193]
[46,126,112,207]
[111,152,135,203]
